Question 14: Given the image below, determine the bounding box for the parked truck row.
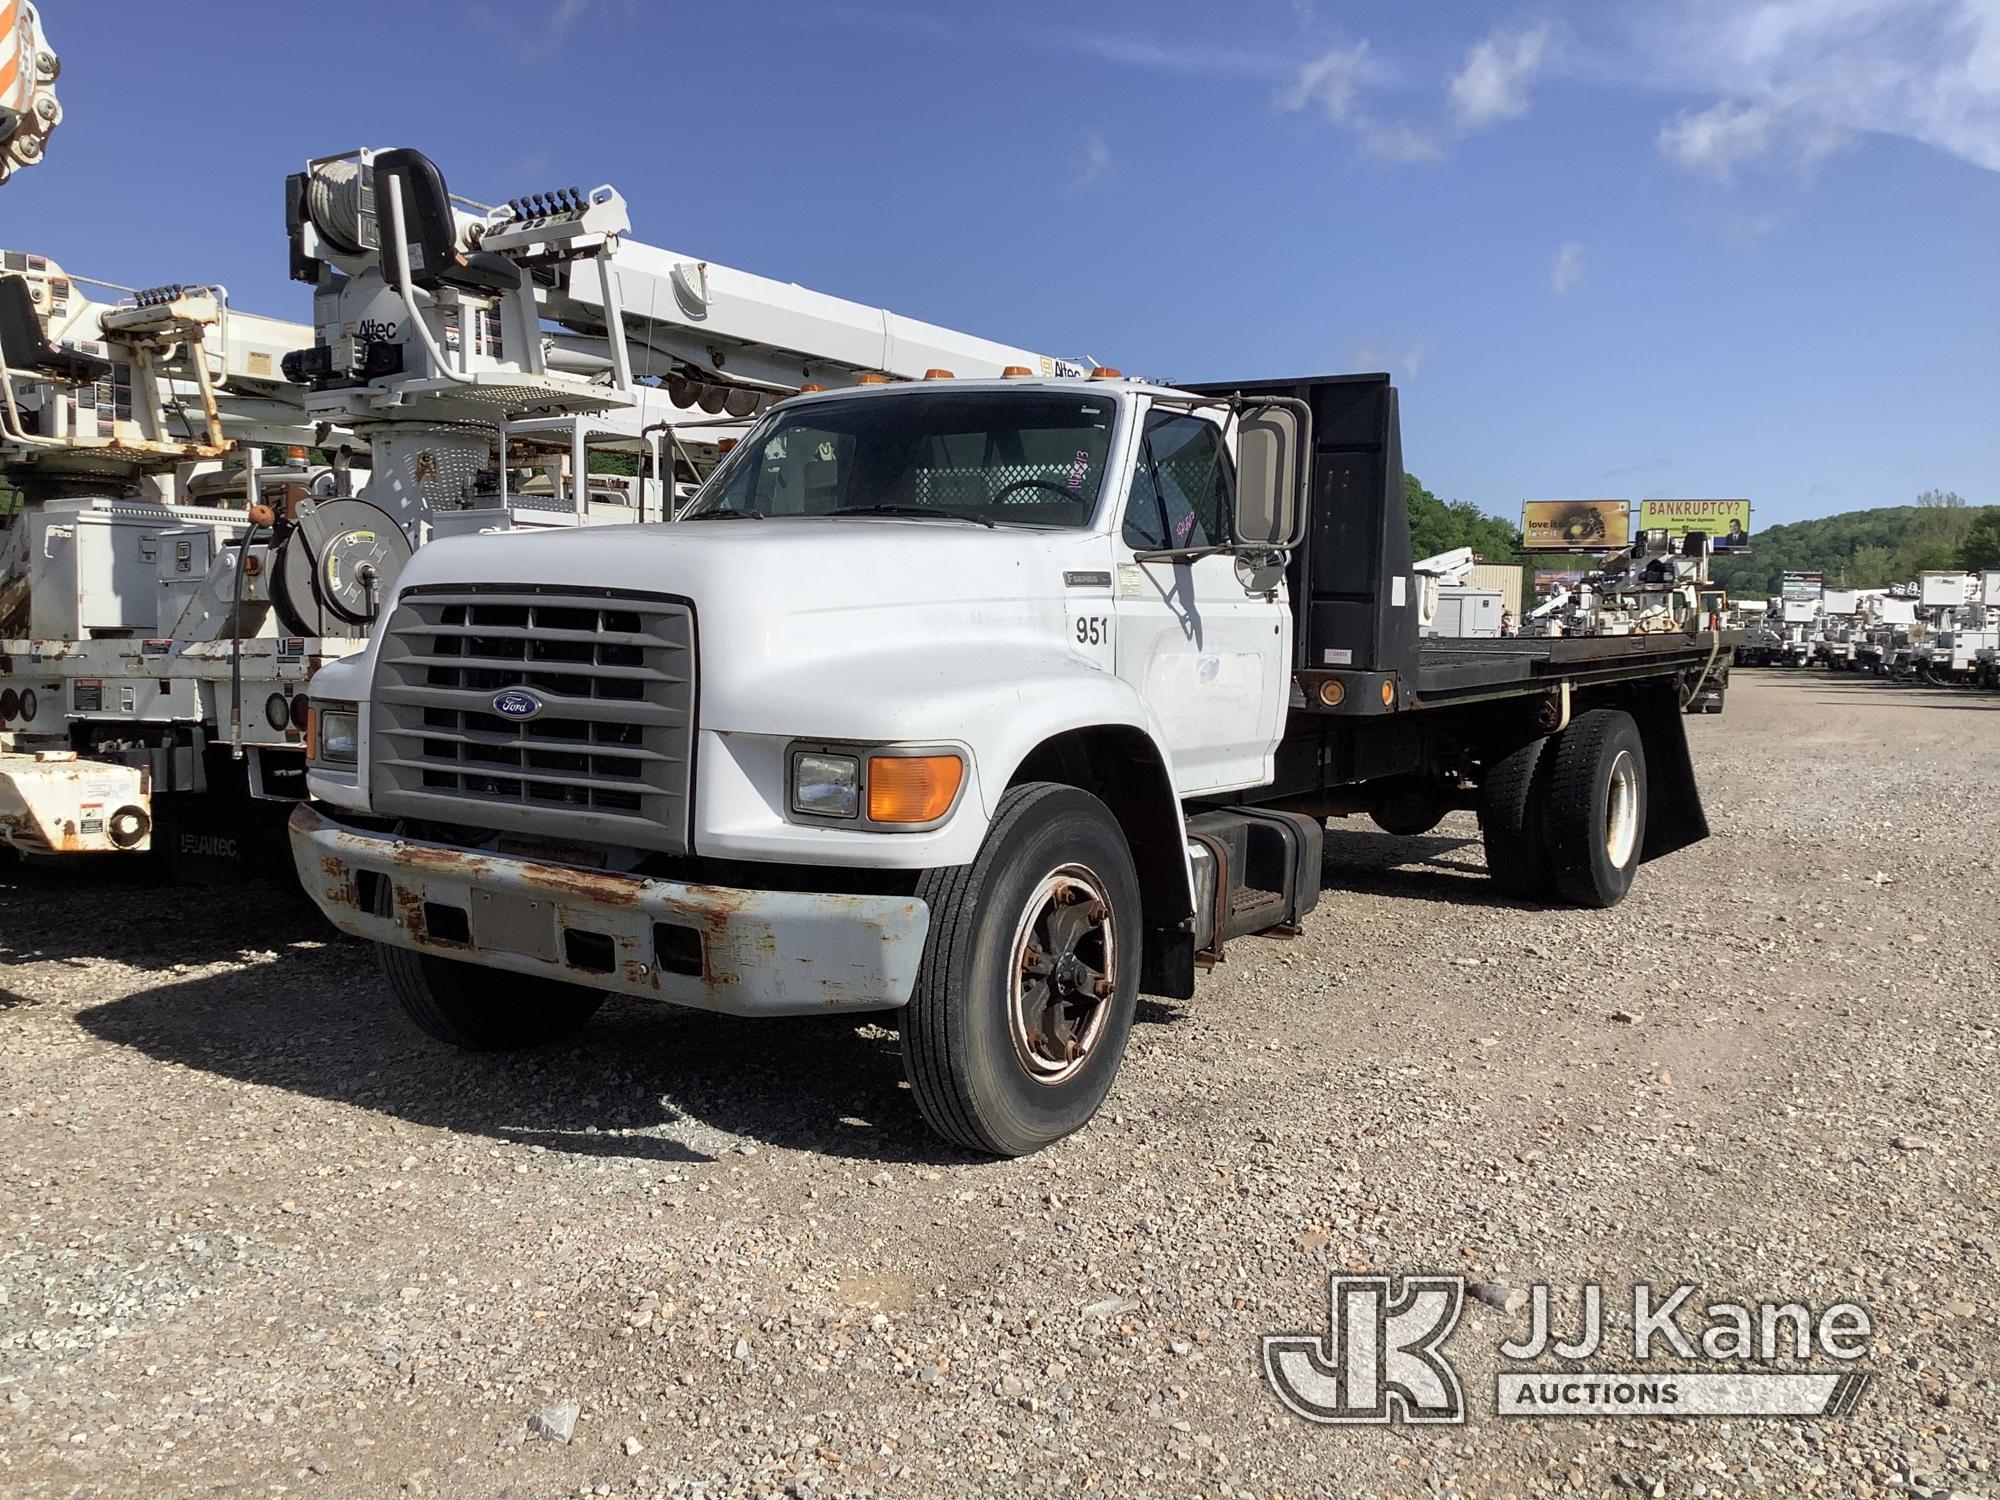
[1732,572,2000,687]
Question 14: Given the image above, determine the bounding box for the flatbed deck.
[1415,631,1724,701]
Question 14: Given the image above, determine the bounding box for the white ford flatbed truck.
[291,372,1714,1155]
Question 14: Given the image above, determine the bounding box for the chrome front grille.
[370,587,694,852]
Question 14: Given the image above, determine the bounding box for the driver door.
[1112,408,1289,795]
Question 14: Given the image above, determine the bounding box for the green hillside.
[1711,495,1999,596]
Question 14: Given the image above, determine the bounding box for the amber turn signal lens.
[304,707,318,761]
[1380,679,1396,707]
[866,754,963,824]
[1318,679,1345,707]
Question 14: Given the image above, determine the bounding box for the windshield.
[681,389,1118,528]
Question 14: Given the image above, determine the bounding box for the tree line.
[1710,491,1999,596]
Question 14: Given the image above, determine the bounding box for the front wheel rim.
[1008,864,1116,1086]
[1604,750,1640,868]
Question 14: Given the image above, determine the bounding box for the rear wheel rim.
[1604,750,1640,868]
[1008,863,1116,1086]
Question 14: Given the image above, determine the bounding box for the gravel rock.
[1082,1296,1141,1319]
[0,674,1992,1498]
[1469,1281,1528,1314]
[528,1400,579,1443]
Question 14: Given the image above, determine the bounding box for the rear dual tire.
[1479,708,1648,909]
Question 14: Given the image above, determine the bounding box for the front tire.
[1543,709,1647,909]
[900,782,1142,1157]
[371,881,607,1051]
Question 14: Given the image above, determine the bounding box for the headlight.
[788,744,966,829]
[309,701,359,766]
[791,750,860,819]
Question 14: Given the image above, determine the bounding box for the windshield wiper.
[837,504,996,529]
[680,507,764,520]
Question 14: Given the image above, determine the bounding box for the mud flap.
[1629,683,1709,861]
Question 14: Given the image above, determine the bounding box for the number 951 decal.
[1069,611,1113,666]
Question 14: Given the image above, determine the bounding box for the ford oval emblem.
[491,688,544,722]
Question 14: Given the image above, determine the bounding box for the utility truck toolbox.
[293,370,1714,1155]
[0,751,151,854]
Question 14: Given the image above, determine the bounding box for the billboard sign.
[1533,568,1588,595]
[1522,500,1629,551]
[1780,570,1824,604]
[1637,499,1751,550]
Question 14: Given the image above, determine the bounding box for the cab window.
[1121,412,1234,551]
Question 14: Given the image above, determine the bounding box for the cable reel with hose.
[270,498,413,636]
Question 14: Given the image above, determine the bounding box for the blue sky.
[6,0,1996,527]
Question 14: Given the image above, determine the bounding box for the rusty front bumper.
[289,804,929,1016]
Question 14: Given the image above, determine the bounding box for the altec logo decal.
[491,688,544,721]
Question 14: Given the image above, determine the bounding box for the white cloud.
[1362,121,1448,164]
[1277,22,1551,166]
[1634,0,2000,177]
[1353,337,1433,380]
[1448,23,1553,132]
[1071,131,1113,192]
[1550,240,1587,294]
[1656,96,1783,179]
[1274,41,1372,122]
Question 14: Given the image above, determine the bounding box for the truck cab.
[293,372,1710,1155]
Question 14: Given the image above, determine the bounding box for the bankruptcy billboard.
[1522,500,1630,551]
[1637,499,1752,550]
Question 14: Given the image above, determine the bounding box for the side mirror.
[1231,399,1309,550]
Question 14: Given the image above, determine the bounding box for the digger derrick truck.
[0,254,327,861]
[0,142,1086,869]
[290,370,1716,1156]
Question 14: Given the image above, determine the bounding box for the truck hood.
[369,515,1117,738]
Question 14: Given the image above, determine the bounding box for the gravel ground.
[1,670,1994,1499]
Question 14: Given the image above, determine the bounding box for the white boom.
[0,0,58,186]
